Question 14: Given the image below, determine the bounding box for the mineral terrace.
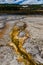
[0,15,43,65]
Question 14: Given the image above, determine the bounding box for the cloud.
[0,0,43,4]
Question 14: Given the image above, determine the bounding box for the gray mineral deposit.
[0,15,43,65]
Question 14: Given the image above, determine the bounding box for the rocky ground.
[0,15,43,65]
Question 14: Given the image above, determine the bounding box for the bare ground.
[0,15,43,65]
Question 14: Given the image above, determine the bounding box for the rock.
[0,46,14,65]
[18,31,25,37]
[41,51,43,58]
[0,15,43,65]
[15,21,27,30]
[35,54,43,64]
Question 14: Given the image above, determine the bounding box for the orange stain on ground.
[0,23,9,38]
